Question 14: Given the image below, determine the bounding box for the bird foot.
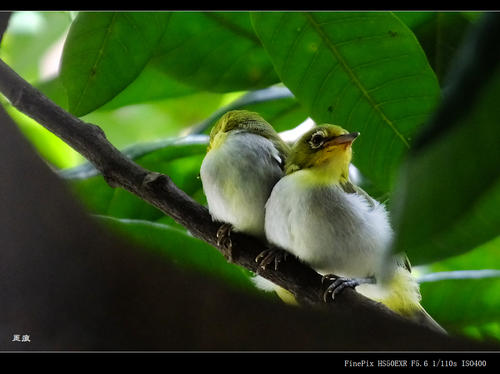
[255,247,289,271]
[216,223,234,262]
[321,274,375,302]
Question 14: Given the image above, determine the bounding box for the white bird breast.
[264,170,394,278]
[200,131,284,236]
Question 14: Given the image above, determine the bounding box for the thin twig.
[418,269,500,283]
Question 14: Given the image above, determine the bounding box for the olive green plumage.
[207,110,289,161]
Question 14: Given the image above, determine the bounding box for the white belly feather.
[264,169,393,278]
[200,132,284,237]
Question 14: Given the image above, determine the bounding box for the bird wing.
[339,180,377,209]
[273,154,286,171]
[270,138,290,172]
[395,252,413,273]
[340,180,412,273]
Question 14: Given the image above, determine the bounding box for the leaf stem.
[418,269,500,283]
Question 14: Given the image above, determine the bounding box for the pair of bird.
[199,110,444,333]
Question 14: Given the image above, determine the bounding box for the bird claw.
[321,274,376,303]
[216,223,233,262]
[322,275,360,302]
[255,248,289,271]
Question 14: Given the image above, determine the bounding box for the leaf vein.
[351,53,411,72]
[72,13,118,115]
[310,62,341,112]
[304,12,410,148]
[281,18,310,81]
[345,92,365,127]
[366,72,430,94]
[204,12,261,44]
[375,94,436,108]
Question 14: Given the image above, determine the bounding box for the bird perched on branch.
[260,124,445,332]
[200,110,290,254]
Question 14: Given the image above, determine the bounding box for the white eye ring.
[309,132,325,149]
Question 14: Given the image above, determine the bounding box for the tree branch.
[0,57,432,327]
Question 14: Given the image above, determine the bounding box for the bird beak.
[326,132,360,146]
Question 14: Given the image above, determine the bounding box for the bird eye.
[309,132,325,149]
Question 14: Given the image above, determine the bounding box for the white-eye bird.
[262,124,445,332]
[200,110,290,244]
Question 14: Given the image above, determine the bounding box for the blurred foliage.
[395,12,479,85]
[97,215,256,292]
[391,65,500,264]
[0,11,72,83]
[390,11,500,267]
[1,11,499,343]
[417,237,500,341]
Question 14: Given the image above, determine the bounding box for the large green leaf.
[152,12,279,92]
[189,86,308,135]
[97,216,255,291]
[99,63,196,110]
[37,63,196,112]
[245,96,308,133]
[35,75,68,110]
[392,12,434,29]
[251,11,441,192]
[61,12,169,116]
[426,236,500,272]
[390,14,500,264]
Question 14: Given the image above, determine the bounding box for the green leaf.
[152,12,279,92]
[61,12,170,116]
[419,277,500,337]
[462,322,500,343]
[390,14,500,264]
[393,12,434,29]
[97,216,255,291]
[189,86,308,135]
[99,62,196,110]
[251,11,441,192]
[35,75,68,110]
[427,236,500,272]
[37,63,196,112]
[238,92,309,133]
